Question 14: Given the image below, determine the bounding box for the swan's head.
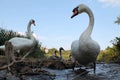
[71,4,87,18]
[59,47,64,52]
[30,19,36,26]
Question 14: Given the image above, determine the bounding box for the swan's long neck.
[81,7,94,38]
[27,21,36,42]
[59,50,62,58]
[27,22,32,38]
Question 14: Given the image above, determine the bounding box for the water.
[43,68,72,80]
[43,63,120,80]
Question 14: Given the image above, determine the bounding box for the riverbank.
[0,63,120,80]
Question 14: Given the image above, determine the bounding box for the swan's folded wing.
[87,39,100,54]
[9,37,34,49]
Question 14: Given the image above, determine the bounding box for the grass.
[45,50,71,60]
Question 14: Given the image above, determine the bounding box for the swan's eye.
[72,7,78,12]
[31,20,35,26]
[32,20,35,23]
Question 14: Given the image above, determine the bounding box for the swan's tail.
[0,45,5,51]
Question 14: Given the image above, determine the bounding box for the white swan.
[0,19,37,52]
[71,4,100,73]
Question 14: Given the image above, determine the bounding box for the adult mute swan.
[71,4,100,73]
[0,19,37,52]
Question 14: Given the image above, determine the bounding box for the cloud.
[99,0,120,7]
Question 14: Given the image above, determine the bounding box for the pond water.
[43,63,120,80]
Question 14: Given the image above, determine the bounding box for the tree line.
[97,16,120,63]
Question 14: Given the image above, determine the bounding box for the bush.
[28,43,46,58]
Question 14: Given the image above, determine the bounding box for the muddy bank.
[0,63,120,80]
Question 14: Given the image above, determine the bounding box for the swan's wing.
[71,40,80,62]
[86,39,100,55]
[71,40,79,54]
[9,37,33,49]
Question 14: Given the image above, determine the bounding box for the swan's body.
[0,19,36,52]
[8,37,35,50]
[48,50,59,60]
[71,4,100,73]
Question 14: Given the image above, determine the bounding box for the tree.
[115,16,120,25]
[97,16,120,62]
[0,28,23,46]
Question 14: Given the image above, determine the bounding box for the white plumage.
[71,4,100,73]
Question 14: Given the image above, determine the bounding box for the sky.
[0,0,120,50]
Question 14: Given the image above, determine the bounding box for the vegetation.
[114,16,120,25]
[97,16,120,63]
[28,42,46,58]
[45,48,71,60]
[97,46,117,62]
[0,28,23,46]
